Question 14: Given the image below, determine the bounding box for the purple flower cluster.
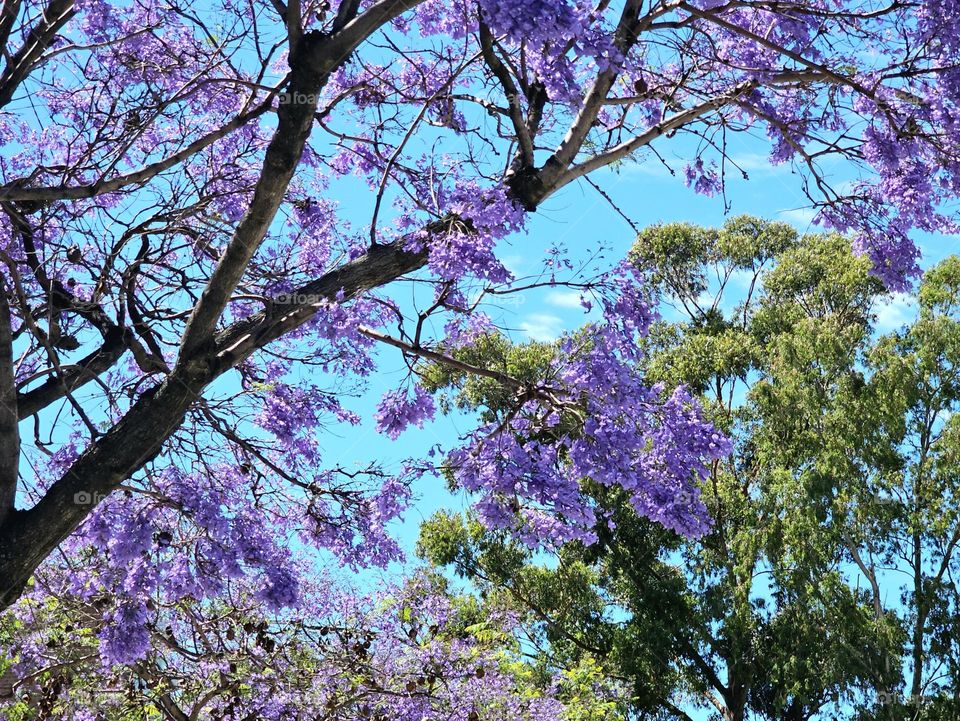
[4,570,573,721]
[375,386,437,439]
[477,0,582,44]
[448,266,730,546]
[404,181,526,284]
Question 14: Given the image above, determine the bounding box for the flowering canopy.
[3,570,579,719]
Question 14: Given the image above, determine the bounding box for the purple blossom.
[375,386,437,440]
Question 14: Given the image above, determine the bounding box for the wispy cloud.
[778,207,818,229]
[875,292,917,333]
[500,253,527,276]
[517,313,565,342]
[544,290,587,310]
[727,152,790,177]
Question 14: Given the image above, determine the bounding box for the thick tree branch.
[538,0,644,185]
[0,0,75,109]
[178,0,425,361]
[0,236,426,609]
[15,329,127,418]
[212,237,429,369]
[0,0,23,55]
[0,278,18,524]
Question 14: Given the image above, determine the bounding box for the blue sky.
[343,131,960,562]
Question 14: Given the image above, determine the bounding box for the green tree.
[419,218,960,720]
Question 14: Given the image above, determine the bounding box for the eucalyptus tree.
[419,219,960,720]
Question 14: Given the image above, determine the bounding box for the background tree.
[419,218,960,721]
[0,570,588,721]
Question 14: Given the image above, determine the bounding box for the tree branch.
[556,80,759,188]
[0,0,76,109]
[539,0,644,184]
[0,277,18,524]
[0,0,23,55]
[478,18,534,168]
[0,236,425,609]
[0,96,277,203]
[178,0,426,361]
[15,329,127,418]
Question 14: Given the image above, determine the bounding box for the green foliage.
[418,334,558,422]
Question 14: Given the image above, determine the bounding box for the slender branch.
[0,95,278,202]
[16,330,127,418]
[478,18,534,167]
[357,326,527,390]
[539,0,644,181]
[557,80,758,188]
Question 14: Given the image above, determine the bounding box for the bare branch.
[0,96,278,203]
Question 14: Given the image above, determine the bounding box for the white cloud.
[517,313,565,342]
[726,268,756,289]
[500,253,527,276]
[544,290,586,310]
[727,152,790,176]
[874,292,917,333]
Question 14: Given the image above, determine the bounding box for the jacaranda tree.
[2,570,598,720]
[0,0,960,711]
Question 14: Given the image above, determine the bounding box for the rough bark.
[0,279,18,524]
